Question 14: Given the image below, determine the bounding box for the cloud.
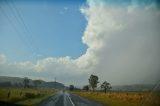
[60,7,69,15]
[0,0,160,86]
[64,7,68,10]
[0,54,7,64]
[81,0,160,85]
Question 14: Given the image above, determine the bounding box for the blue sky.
[0,0,159,85]
[0,0,87,62]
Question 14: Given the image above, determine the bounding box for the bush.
[10,96,25,102]
[25,93,37,98]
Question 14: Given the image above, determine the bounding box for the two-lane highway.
[37,91,105,106]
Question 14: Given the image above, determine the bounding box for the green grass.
[72,91,160,106]
[16,93,52,105]
[0,87,55,105]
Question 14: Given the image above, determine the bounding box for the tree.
[83,85,89,91]
[69,85,74,91]
[23,77,30,88]
[0,81,11,87]
[33,80,42,88]
[101,81,112,93]
[88,74,99,91]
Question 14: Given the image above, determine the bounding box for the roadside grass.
[16,93,52,105]
[0,87,55,105]
[72,91,160,106]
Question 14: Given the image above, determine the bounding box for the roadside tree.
[33,80,42,88]
[69,85,74,91]
[88,74,99,91]
[101,81,112,93]
[23,77,30,88]
[83,85,89,91]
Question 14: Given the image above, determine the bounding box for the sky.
[0,0,87,61]
[0,0,160,87]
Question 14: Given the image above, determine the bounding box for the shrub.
[25,93,37,98]
[10,96,25,102]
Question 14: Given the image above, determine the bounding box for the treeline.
[0,81,23,87]
[69,74,112,93]
[0,77,41,88]
[0,76,65,89]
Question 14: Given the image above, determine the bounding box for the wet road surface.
[37,91,105,106]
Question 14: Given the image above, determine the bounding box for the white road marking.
[46,91,63,106]
[67,94,76,106]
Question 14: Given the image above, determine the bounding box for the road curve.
[37,91,105,106]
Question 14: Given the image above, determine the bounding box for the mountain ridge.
[0,76,65,89]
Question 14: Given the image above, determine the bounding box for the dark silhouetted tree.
[33,80,42,88]
[88,74,99,91]
[83,85,89,91]
[23,77,30,88]
[101,81,112,93]
[0,81,11,87]
[8,91,11,98]
[69,85,74,91]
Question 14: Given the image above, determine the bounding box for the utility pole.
[55,77,56,89]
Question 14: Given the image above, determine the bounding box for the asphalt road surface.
[37,91,105,106]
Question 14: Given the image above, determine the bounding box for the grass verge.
[0,87,55,105]
[72,91,160,106]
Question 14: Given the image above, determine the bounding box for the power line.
[3,0,41,60]
[55,77,56,89]
[0,5,31,53]
[10,0,41,54]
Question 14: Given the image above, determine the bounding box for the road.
[37,91,105,106]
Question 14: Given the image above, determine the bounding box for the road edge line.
[67,94,75,106]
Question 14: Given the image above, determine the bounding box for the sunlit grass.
[73,91,160,106]
[16,93,52,105]
[0,87,55,105]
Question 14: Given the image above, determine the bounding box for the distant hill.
[0,76,23,84]
[95,84,155,91]
[39,81,65,89]
[112,84,155,91]
[0,76,65,89]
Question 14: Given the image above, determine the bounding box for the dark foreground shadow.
[0,101,26,106]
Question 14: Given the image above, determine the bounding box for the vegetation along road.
[37,91,105,106]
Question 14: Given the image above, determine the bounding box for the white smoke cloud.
[0,0,160,86]
[82,0,160,85]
